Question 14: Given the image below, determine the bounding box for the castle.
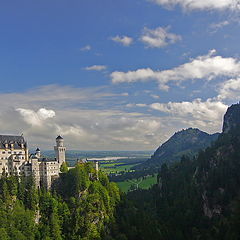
[0,134,66,189]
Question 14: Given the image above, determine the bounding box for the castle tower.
[31,156,40,188]
[54,135,66,167]
[35,148,41,158]
[94,160,99,180]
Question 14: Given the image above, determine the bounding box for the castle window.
[8,152,11,154]
[2,152,5,154]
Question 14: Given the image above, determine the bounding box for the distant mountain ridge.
[136,128,219,170]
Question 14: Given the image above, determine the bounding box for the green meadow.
[116,174,158,192]
[99,156,157,192]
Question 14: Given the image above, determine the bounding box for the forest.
[0,163,120,240]
[109,125,240,240]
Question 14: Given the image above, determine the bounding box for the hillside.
[112,103,240,240]
[0,163,120,240]
[136,128,219,170]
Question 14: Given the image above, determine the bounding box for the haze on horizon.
[0,0,239,151]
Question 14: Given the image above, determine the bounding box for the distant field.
[42,150,152,167]
[116,174,157,193]
[100,161,144,174]
[94,155,150,174]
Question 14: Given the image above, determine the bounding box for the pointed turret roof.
[56,135,63,140]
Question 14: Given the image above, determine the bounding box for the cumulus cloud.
[111,35,133,46]
[84,65,107,71]
[141,26,181,48]
[149,98,228,131]
[217,78,240,101]
[16,108,56,126]
[111,50,240,90]
[150,0,240,11]
[80,45,91,51]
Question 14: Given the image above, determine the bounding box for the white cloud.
[16,108,55,126]
[209,20,230,33]
[111,35,133,46]
[111,50,240,90]
[217,78,240,101]
[150,0,240,11]
[136,103,147,107]
[84,65,107,71]
[149,98,228,131]
[111,68,155,83]
[141,26,181,48]
[150,94,160,99]
[80,45,91,51]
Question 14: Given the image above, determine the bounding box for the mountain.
[136,128,219,170]
[222,102,240,133]
[113,103,240,240]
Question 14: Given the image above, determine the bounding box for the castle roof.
[39,157,58,163]
[36,148,40,152]
[0,134,27,149]
[56,135,63,140]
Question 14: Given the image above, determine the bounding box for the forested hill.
[0,163,120,240]
[136,128,219,170]
[111,103,240,240]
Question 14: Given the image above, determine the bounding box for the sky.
[0,0,240,151]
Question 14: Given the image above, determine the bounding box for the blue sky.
[0,0,240,150]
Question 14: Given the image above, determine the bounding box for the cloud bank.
[0,85,168,150]
[150,0,240,11]
[150,98,227,124]
[111,50,240,90]
[217,78,240,101]
[0,81,238,150]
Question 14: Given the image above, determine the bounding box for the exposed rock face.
[137,128,219,169]
[222,103,240,133]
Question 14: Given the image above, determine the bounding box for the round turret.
[54,135,66,166]
[56,135,64,147]
[35,147,41,158]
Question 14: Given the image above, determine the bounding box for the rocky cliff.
[222,102,240,133]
